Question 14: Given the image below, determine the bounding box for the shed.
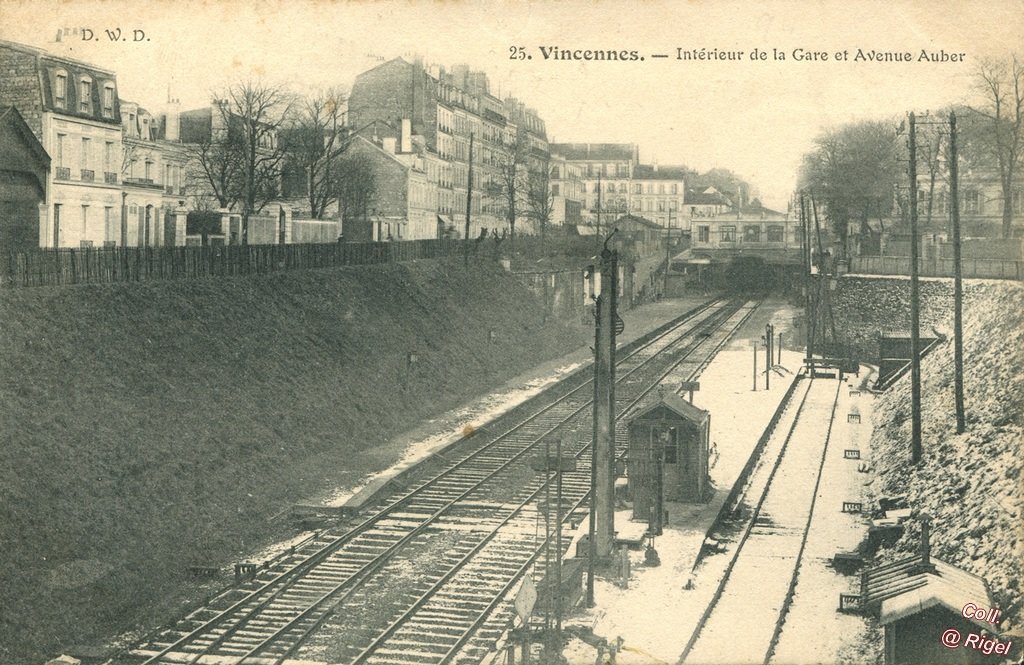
[863,554,1000,665]
[627,391,711,531]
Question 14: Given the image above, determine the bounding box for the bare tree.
[489,125,530,240]
[283,88,349,219]
[221,83,293,242]
[334,153,377,233]
[967,55,1024,238]
[184,132,241,210]
[526,156,555,242]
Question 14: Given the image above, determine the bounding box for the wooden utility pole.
[464,132,474,267]
[587,238,618,606]
[596,173,602,247]
[554,436,564,654]
[801,194,814,359]
[909,112,923,463]
[949,112,966,434]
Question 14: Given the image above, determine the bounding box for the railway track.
[116,297,759,665]
[680,375,842,665]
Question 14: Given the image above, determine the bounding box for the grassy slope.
[858,281,1023,634]
[0,261,587,662]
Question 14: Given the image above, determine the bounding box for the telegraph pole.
[664,210,674,296]
[909,112,923,463]
[596,173,603,248]
[587,233,618,607]
[949,111,966,434]
[801,193,814,360]
[464,132,474,267]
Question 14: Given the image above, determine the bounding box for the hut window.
[661,427,678,464]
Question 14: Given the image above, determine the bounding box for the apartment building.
[0,39,124,247]
[349,57,547,239]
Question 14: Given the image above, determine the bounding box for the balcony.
[55,166,71,180]
[123,177,163,190]
[105,172,118,184]
[80,169,95,182]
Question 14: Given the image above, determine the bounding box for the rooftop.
[633,164,689,180]
[863,554,993,629]
[550,143,637,162]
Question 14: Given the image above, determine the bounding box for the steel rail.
[232,301,748,664]
[434,299,762,665]
[129,299,727,664]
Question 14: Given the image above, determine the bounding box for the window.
[767,225,784,243]
[145,161,152,180]
[79,77,92,113]
[634,183,642,194]
[80,137,90,169]
[580,183,586,193]
[56,133,66,166]
[720,225,736,242]
[104,141,114,173]
[658,184,665,195]
[670,200,678,211]
[671,184,678,194]
[657,200,665,212]
[743,225,761,243]
[104,206,114,242]
[963,190,981,214]
[55,71,67,108]
[103,84,114,118]
[1013,189,1023,215]
[661,428,678,464]
[698,226,710,243]
[81,204,89,235]
[551,183,560,196]
[619,183,627,193]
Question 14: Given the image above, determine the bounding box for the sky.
[1,0,1023,210]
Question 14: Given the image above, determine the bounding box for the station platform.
[558,298,846,665]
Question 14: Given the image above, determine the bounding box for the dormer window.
[103,83,114,118]
[79,77,92,113]
[55,70,67,108]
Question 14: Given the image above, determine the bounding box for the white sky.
[1,0,1023,210]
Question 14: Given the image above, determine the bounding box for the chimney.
[164,98,181,142]
[382,137,397,154]
[401,118,412,153]
[653,159,659,173]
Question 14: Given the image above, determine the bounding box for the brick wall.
[0,45,44,138]
[350,59,437,151]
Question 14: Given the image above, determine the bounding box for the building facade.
[688,205,801,264]
[120,100,188,246]
[0,39,125,248]
[631,164,688,231]
[342,134,438,241]
[549,143,638,225]
[549,153,583,227]
[349,58,547,239]
[0,39,193,248]
[550,143,694,232]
